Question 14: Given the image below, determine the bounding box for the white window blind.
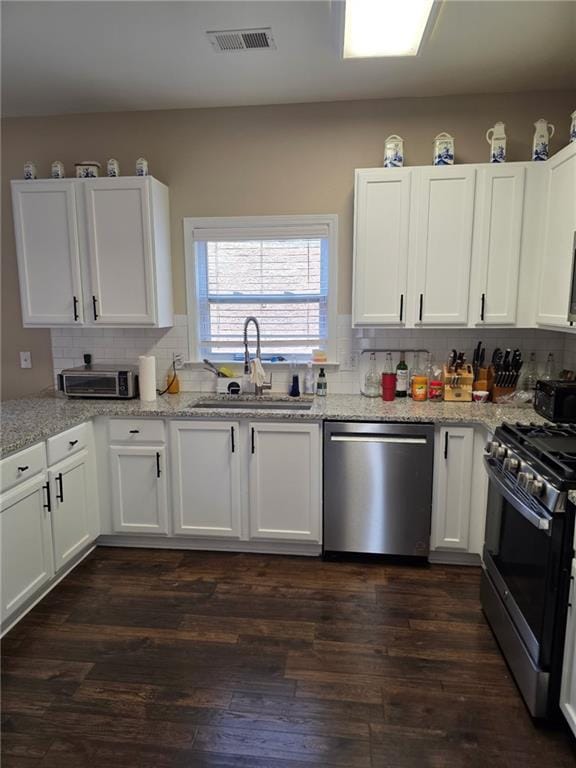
[195,235,329,358]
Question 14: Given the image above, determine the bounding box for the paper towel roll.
[139,355,157,401]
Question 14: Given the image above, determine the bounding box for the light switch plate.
[19,351,32,369]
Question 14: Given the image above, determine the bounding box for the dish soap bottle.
[363,352,381,397]
[166,367,180,394]
[316,367,327,397]
[395,351,408,398]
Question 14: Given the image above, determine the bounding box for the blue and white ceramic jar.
[106,158,120,177]
[433,133,454,165]
[135,157,149,176]
[51,160,65,178]
[486,122,507,163]
[383,135,404,168]
[570,111,576,143]
[532,119,555,161]
[23,161,37,180]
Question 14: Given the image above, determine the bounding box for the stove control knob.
[531,478,545,498]
[485,440,500,456]
[496,446,508,460]
[518,471,533,491]
[503,457,520,474]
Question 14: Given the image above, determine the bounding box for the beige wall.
[2,90,575,398]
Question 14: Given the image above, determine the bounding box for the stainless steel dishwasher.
[323,421,434,558]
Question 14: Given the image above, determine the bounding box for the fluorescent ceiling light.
[343,0,435,58]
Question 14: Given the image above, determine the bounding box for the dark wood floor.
[2,548,575,767]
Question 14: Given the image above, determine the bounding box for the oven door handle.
[484,458,553,533]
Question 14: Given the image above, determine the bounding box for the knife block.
[443,364,473,402]
[473,366,492,393]
[492,385,517,404]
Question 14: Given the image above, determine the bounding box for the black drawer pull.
[156,452,161,478]
[230,426,235,453]
[17,465,29,472]
[444,432,449,460]
[419,294,424,322]
[399,294,404,322]
[69,439,79,447]
[251,427,255,454]
[480,293,486,322]
[129,429,140,434]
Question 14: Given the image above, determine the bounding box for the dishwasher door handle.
[329,435,428,445]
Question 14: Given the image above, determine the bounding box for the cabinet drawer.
[109,419,165,444]
[47,423,89,467]
[1,443,46,493]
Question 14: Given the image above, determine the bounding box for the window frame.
[183,214,338,363]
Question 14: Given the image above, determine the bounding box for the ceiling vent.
[207,28,276,53]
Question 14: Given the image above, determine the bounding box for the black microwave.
[534,380,576,423]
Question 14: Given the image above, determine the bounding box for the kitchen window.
[184,215,338,362]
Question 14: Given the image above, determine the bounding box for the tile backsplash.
[51,315,572,395]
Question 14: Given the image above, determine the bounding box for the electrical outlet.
[340,351,359,372]
[20,351,32,368]
[173,353,185,369]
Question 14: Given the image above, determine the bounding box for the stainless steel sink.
[190,399,314,411]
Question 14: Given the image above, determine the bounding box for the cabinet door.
[561,558,576,738]
[49,451,95,571]
[473,166,525,325]
[249,423,321,542]
[1,476,54,622]
[83,178,156,325]
[110,446,168,534]
[413,167,476,325]
[537,144,576,328]
[353,169,411,325]
[11,180,83,325]
[431,427,474,551]
[170,421,242,538]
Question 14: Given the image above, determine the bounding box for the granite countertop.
[0,391,547,459]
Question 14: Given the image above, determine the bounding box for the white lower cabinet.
[110,445,168,534]
[1,474,54,622]
[48,450,96,570]
[249,423,321,542]
[561,557,576,737]
[170,421,242,537]
[431,426,475,552]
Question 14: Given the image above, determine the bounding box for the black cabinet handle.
[156,452,161,478]
[480,293,486,322]
[69,439,78,447]
[129,429,140,434]
[17,465,29,473]
[43,482,51,512]
[251,427,255,454]
[444,432,449,460]
[56,472,64,502]
[399,294,404,322]
[73,295,79,322]
[92,295,99,321]
[230,426,235,453]
[419,294,424,322]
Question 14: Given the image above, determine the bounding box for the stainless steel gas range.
[482,422,576,720]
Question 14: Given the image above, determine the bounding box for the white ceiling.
[2,0,575,118]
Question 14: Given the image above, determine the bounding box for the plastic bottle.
[395,351,408,398]
[289,373,300,397]
[411,353,428,401]
[303,362,315,394]
[542,353,555,381]
[316,368,327,396]
[363,352,381,398]
[522,352,539,390]
[381,353,396,401]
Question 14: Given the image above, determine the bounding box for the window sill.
[182,360,340,369]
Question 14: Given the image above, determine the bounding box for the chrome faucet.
[243,316,271,396]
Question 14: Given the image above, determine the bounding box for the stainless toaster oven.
[58,364,139,399]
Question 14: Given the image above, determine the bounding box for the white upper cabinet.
[536,143,576,328]
[10,177,173,328]
[413,167,476,325]
[11,180,84,325]
[248,423,321,542]
[170,421,242,538]
[83,178,159,325]
[353,169,411,325]
[471,165,526,325]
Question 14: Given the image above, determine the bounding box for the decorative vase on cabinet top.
[433,133,455,166]
[383,135,404,168]
[532,119,555,161]
[486,122,507,163]
[570,111,576,143]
